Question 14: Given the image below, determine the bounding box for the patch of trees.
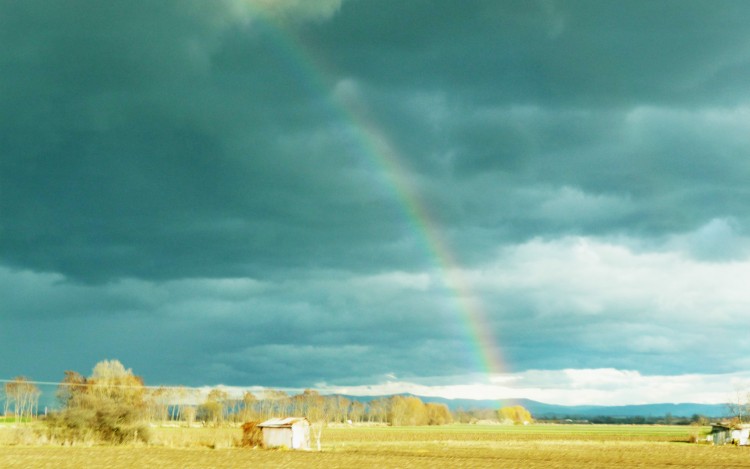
[3,377,41,423]
[498,405,533,425]
[10,360,453,446]
[536,414,711,425]
[453,407,498,423]
[585,415,708,425]
[45,360,150,444]
[387,396,453,426]
[228,391,452,427]
[7,360,719,440]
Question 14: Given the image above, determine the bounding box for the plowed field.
[2,424,749,468]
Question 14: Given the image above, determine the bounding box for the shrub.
[45,402,150,445]
[45,407,97,443]
[241,421,263,448]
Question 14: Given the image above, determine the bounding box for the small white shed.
[258,417,311,450]
[709,424,750,445]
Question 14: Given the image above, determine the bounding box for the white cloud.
[180,368,745,406]
[352,271,432,291]
[324,368,750,406]
[4,229,750,400]
[468,235,750,325]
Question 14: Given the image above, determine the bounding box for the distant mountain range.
[342,394,729,419]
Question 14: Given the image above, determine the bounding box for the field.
[3,423,750,468]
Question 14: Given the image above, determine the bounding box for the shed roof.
[711,423,750,431]
[258,417,309,428]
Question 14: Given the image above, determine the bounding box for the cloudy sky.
[3,0,750,406]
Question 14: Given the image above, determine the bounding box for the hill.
[341,394,728,419]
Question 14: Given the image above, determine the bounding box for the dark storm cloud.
[313,0,750,107]
[0,265,467,386]
[301,0,750,256]
[3,0,750,394]
[0,0,419,282]
[4,0,750,282]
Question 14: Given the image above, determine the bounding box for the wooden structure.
[258,417,311,450]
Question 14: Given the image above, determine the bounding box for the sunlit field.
[3,423,750,468]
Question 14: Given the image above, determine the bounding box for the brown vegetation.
[240,421,263,448]
[44,360,150,445]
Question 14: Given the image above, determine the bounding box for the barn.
[258,417,311,450]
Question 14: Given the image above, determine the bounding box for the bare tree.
[5,377,40,423]
[727,391,750,424]
[88,359,147,416]
[2,385,8,418]
[350,401,366,423]
[145,387,171,423]
[201,388,229,426]
[260,389,289,420]
[56,371,87,409]
[170,386,193,424]
[329,395,351,423]
[297,389,326,451]
[241,391,258,422]
[368,398,388,423]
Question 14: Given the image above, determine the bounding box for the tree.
[45,360,149,444]
[349,401,366,423]
[240,391,258,422]
[691,413,709,426]
[200,388,229,426]
[145,386,170,423]
[404,396,428,425]
[386,395,429,426]
[426,403,453,425]
[498,405,532,425]
[173,386,198,425]
[56,371,88,409]
[259,389,289,420]
[327,395,351,423]
[727,391,750,424]
[368,398,388,423]
[4,377,40,423]
[298,389,326,451]
[183,405,197,428]
[88,359,146,412]
[388,395,408,426]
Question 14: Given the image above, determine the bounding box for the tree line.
[2,360,453,444]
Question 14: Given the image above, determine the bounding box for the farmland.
[3,423,750,468]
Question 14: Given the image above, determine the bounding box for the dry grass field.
[2,423,750,468]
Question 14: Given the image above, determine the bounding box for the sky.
[3,0,750,406]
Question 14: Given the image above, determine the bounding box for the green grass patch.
[0,416,32,423]
[324,423,709,444]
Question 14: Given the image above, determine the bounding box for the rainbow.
[249,14,505,377]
